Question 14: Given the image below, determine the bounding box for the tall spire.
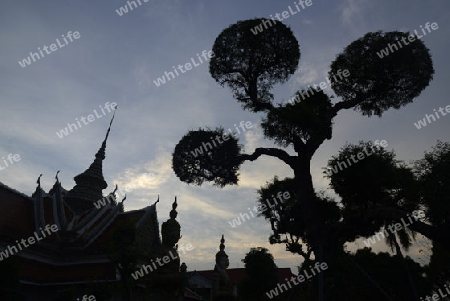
[65,107,117,214]
[74,107,116,186]
[94,106,116,161]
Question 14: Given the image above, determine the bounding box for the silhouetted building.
[0,114,185,300]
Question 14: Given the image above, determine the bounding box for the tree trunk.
[391,234,420,301]
[293,157,325,301]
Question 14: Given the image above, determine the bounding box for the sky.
[0,0,449,273]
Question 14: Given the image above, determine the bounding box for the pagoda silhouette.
[0,111,192,300]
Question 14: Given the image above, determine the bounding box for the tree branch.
[330,96,362,117]
[239,147,295,168]
[341,207,450,251]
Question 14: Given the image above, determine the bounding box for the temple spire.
[215,234,228,263]
[65,107,117,214]
[95,105,117,161]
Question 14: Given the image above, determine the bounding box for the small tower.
[212,235,235,301]
[161,197,181,249]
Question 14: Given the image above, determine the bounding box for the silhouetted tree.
[414,141,450,286]
[414,141,450,229]
[172,18,435,300]
[344,248,431,300]
[238,247,278,300]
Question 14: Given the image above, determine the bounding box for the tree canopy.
[210,19,300,113]
[238,247,278,299]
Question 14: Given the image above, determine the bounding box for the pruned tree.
[172,18,436,299]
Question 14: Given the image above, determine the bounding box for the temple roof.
[0,181,34,238]
[0,108,184,292]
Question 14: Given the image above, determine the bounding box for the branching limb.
[330,98,361,116]
[239,147,296,168]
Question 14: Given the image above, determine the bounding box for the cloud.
[340,0,370,29]
[113,150,172,192]
[178,193,236,219]
[143,0,183,20]
[293,64,320,85]
[242,123,264,154]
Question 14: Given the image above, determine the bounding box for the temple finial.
[220,234,225,252]
[55,170,60,182]
[154,195,160,206]
[169,196,178,219]
[37,174,43,187]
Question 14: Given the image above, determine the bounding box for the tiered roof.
[0,110,173,291]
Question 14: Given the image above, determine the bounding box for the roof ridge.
[0,181,33,200]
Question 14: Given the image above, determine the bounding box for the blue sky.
[1,0,449,272]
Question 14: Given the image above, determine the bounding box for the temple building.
[0,112,191,300]
[187,236,295,301]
